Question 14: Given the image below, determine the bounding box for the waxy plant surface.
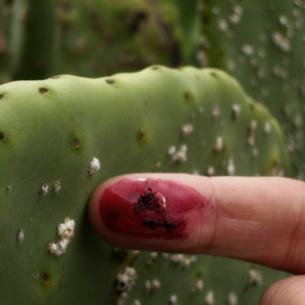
[0,66,289,304]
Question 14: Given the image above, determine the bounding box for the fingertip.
[88,174,210,252]
[260,275,305,305]
[88,175,122,244]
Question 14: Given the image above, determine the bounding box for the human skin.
[89,174,305,305]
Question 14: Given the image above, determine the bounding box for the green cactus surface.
[0,66,289,304]
[197,0,305,180]
[53,0,305,180]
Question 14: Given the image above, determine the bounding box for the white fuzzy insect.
[53,181,62,194]
[180,123,194,138]
[88,157,101,175]
[16,229,25,243]
[57,218,76,239]
[48,217,76,256]
[116,267,137,293]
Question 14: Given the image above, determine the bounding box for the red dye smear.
[99,178,206,240]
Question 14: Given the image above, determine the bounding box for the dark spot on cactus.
[51,76,61,79]
[0,94,4,100]
[70,138,81,150]
[135,188,164,214]
[151,65,160,70]
[202,16,209,24]
[39,87,49,94]
[137,131,147,145]
[249,102,256,111]
[210,71,219,78]
[143,219,159,230]
[112,247,129,262]
[106,79,115,85]
[195,270,204,278]
[184,91,193,102]
[34,271,51,287]
[164,220,179,231]
[0,131,7,142]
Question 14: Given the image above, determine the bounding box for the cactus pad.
[0,66,289,304]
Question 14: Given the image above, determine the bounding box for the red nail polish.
[98,178,206,240]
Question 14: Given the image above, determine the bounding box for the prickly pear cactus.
[197,0,305,179]
[0,66,289,304]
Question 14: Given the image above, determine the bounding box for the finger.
[260,275,305,305]
[88,174,305,273]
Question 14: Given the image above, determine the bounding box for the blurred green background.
[1,0,304,179]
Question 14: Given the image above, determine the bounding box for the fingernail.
[97,178,206,240]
